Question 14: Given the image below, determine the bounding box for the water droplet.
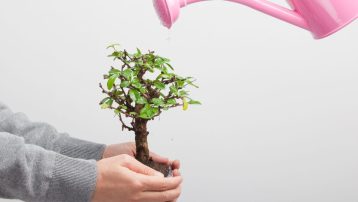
[166,29,172,43]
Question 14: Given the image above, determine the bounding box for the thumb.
[121,155,164,177]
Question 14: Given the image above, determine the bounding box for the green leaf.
[114,109,121,115]
[107,74,118,90]
[166,98,176,105]
[131,79,142,89]
[148,68,155,73]
[128,89,146,104]
[139,87,147,94]
[176,80,185,88]
[109,68,121,76]
[144,63,152,70]
[114,90,124,96]
[160,57,170,63]
[122,69,133,80]
[155,57,165,66]
[120,81,130,88]
[154,81,165,90]
[129,112,137,116]
[100,103,108,109]
[186,80,199,88]
[151,98,164,106]
[128,89,140,102]
[179,90,188,97]
[135,48,142,57]
[106,44,120,49]
[157,73,174,80]
[188,100,201,105]
[169,85,178,95]
[161,67,169,74]
[165,62,174,70]
[100,98,113,109]
[110,51,123,58]
[132,83,142,89]
[139,104,159,119]
[99,97,110,105]
[119,104,127,110]
[136,96,148,104]
[182,98,188,111]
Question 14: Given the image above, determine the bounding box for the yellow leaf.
[183,98,188,111]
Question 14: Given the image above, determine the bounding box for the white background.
[1,0,358,201]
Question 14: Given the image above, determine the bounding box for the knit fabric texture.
[0,102,106,201]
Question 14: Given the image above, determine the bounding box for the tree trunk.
[134,118,150,163]
[133,118,171,177]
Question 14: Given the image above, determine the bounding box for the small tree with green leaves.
[99,45,200,176]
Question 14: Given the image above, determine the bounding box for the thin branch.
[163,92,180,102]
[121,50,132,69]
[162,77,176,84]
[152,104,181,119]
[119,86,134,110]
[99,83,133,112]
[119,113,134,131]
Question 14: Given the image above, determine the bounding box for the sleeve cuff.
[54,135,106,160]
[46,154,98,202]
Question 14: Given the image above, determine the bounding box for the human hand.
[92,154,182,202]
[170,166,182,202]
[102,142,180,170]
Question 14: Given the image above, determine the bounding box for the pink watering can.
[153,0,358,39]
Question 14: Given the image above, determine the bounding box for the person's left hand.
[102,142,182,202]
[102,142,180,170]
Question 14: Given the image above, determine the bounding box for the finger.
[139,185,182,202]
[142,175,183,191]
[171,160,180,170]
[172,169,181,177]
[120,155,164,177]
[150,152,169,164]
[171,169,181,201]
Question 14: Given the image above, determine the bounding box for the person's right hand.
[92,154,182,202]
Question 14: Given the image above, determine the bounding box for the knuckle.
[142,167,150,175]
[131,180,144,190]
[161,191,171,201]
[160,180,168,190]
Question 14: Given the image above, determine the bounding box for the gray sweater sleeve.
[0,132,98,202]
[0,102,106,160]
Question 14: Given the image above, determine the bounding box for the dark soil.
[143,158,171,177]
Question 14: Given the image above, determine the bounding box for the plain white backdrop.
[1,0,358,201]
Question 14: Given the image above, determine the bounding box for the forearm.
[0,102,105,160]
[0,132,97,202]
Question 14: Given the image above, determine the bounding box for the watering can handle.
[229,0,309,30]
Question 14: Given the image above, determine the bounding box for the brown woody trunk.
[134,118,150,163]
[133,118,171,177]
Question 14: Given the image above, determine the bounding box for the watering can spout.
[153,0,358,39]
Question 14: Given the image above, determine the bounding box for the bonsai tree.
[99,44,200,176]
